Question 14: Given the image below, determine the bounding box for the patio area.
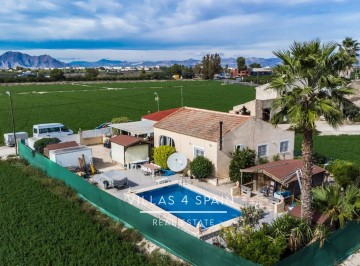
[87,165,279,240]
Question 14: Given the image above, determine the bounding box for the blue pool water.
[137,184,241,228]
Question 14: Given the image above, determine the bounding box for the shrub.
[257,157,269,165]
[328,160,360,188]
[190,156,212,179]
[229,147,256,182]
[153,145,176,169]
[220,226,286,266]
[34,138,61,154]
[111,117,130,134]
[273,154,280,161]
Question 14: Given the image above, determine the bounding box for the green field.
[295,134,360,164]
[0,159,183,265]
[0,81,255,143]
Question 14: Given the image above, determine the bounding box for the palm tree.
[339,37,360,78]
[270,39,354,224]
[313,184,360,227]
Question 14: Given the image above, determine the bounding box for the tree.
[189,156,212,179]
[153,145,176,169]
[338,37,360,79]
[328,160,360,188]
[34,138,61,154]
[236,56,247,71]
[270,39,354,223]
[249,62,261,68]
[201,53,222,79]
[313,184,360,227]
[229,147,256,182]
[49,69,65,81]
[111,117,130,134]
[85,68,100,79]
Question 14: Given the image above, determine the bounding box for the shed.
[44,141,79,158]
[240,159,326,197]
[110,135,149,166]
[49,146,93,168]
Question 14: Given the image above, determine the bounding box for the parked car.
[95,122,112,129]
[33,123,73,138]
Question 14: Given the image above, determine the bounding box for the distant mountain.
[0,51,281,69]
[0,51,67,69]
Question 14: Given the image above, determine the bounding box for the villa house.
[154,107,294,179]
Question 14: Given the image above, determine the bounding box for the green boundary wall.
[277,220,360,266]
[19,142,257,266]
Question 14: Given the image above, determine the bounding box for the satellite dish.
[167,152,187,172]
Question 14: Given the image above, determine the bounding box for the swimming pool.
[137,184,241,228]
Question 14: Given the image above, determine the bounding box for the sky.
[0,0,359,62]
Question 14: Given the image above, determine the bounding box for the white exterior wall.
[111,143,125,164]
[49,148,93,167]
[255,84,279,100]
[111,143,149,165]
[154,128,219,176]
[125,145,149,164]
[223,118,294,159]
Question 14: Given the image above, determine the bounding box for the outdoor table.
[141,163,161,178]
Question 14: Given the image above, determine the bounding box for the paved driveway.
[0,146,17,158]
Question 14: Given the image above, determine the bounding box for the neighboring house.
[250,67,272,76]
[142,108,181,122]
[110,135,149,166]
[241,159,325,197]
[230,83,277,121]
[230,80,305,122]
[154,107,294,179]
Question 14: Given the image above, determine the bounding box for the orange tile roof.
[242,159,325,185]
[142,108,181,122]
[110,135,148,148]
[154,107,251,142]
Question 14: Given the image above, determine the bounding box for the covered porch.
[239,160,326,204]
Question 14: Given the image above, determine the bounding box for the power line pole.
[6,91,18,156]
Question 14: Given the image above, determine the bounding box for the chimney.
[219,121,223,151]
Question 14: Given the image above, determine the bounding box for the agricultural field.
[0,159,183,265]
[0,80,255,144]
[294,134,360,164]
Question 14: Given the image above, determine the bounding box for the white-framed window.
[257,144,268,157]
[235,144,244,151]
[280,140,289,153]
[193,146,205,158]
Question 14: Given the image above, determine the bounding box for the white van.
[33,123,73,138]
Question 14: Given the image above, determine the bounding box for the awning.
[111,120,155,136]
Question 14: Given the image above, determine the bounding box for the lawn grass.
[295,134,360,164]
[0,159,184,265]
[0,80,255,143]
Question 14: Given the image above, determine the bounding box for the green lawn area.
[295,134,360,164]
[0,80,255,143]
[0,159,182,265]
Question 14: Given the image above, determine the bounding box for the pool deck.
[88,167,279,240]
